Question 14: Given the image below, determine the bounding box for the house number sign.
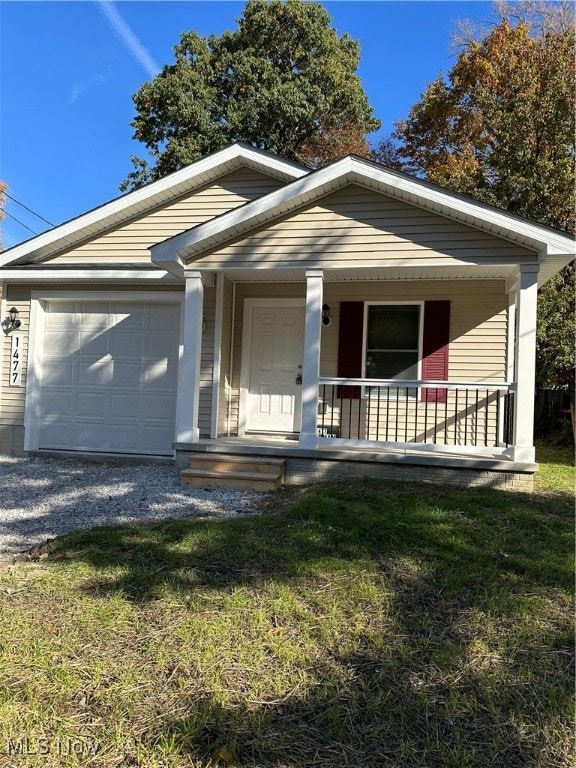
[10,333,23,387]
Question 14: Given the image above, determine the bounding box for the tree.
[536,263,575,390]
[378,10,574,394]
[389,20,575,231]
[121,0,379,190]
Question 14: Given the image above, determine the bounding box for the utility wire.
[4,192,55,226]
[1,209,39,235]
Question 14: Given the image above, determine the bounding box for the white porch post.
[506,286,517,383]
[510,264,539,462]
[175,270,204,444]
[299,270,323,449]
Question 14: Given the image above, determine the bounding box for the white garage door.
[38,300,180,455]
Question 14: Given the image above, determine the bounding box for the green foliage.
[536,262,575,389]
[121,0,380,190]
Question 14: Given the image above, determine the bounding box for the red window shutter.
[337,301,364,399]
[421,300,450,402]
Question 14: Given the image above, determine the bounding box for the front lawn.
[0,442,573,767]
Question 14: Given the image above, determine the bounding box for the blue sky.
[0,0,497,249]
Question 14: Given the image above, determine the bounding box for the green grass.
[0,441,573,767]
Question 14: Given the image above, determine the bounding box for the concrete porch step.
[181,453,285,491]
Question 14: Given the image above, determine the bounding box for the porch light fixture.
[322,304,332,327]
[6,307,21,332]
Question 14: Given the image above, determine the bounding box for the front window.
[365,304,421,395]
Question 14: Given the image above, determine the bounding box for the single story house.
[1,144,574,490]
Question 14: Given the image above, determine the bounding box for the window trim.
[361,301,424,396]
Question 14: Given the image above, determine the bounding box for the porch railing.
[316,378,515,454]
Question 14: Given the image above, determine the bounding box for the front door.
[244,300,305,433]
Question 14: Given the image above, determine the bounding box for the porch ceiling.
[218,264,516,283]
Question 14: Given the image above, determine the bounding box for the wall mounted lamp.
[322,304,332,327]
[6,307,21,332]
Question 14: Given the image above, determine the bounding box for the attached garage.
[29,298,181,455]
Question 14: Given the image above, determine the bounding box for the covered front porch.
[173,262,539,488]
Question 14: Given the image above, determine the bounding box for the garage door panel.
[148,305,178,330]
[145,332,175,358]
[110,393,140,418]
[45,301,78,318]
[45,330,79,355]
[43,361,74,385]
[77,392,106,417]
[142,425,175,454]
[38,300,180,455]
[141,359,172,389]
[75,422,108,450]
[42,390,74,417]
[109,424,139,451]
[78,331,109,356]
[112,361,141,388]
[112,304,146,329]
[40,420,74,447]
[110,332,144,358]
[143,394,175,420]
[78,358,111,386]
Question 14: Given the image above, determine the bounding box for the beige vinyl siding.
[0,287,31,428]
[51,169,286,265]
[217,276,234,437]
[222,280,507,437]
[193,185,536,269]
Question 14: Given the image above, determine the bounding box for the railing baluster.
[376,386,381,441]
[474,389,479,446]
[444,390,448,446]
[453,389,459,444]
[385,386,389,442]
[395,387,399,442]
[424,392,428,444]
[433,392,438,444]
[464,389,469,446]
[414,385,418,443]
[484,389,489,447]
[496,390,501,447]
[367,385,371,441]
[404,387,408,443]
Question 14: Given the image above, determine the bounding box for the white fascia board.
[0,268,180,282]
[152,155,575,266]
[0,144,309,268]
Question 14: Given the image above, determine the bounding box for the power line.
[4,192,55,226]
[1,209,39,235]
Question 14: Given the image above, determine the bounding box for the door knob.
[296,374,303,385]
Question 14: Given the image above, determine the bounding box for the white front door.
[244,301,305,433]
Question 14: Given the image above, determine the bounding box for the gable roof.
[151,154,575,285]
[0,143,308,268]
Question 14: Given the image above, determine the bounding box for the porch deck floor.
[176,436,538,473]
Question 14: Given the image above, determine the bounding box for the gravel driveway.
[0,455,262,556]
